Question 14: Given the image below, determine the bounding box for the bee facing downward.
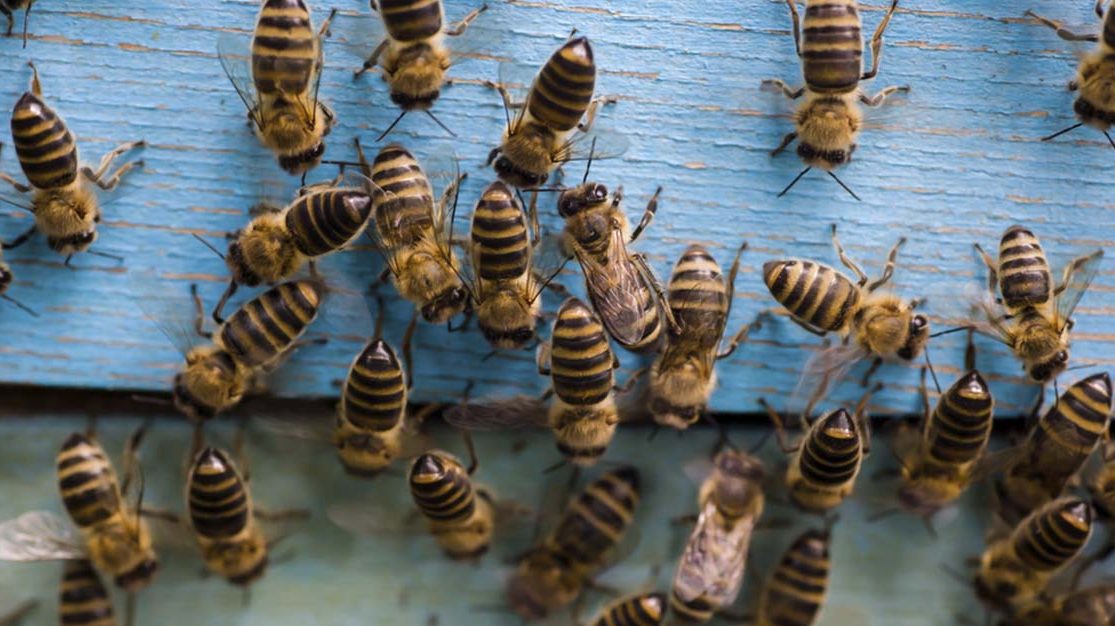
[218,0,337,176]
[0,62,144,263]
[761,0,907,199]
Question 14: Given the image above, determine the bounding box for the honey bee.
[408,448,495,559]
[59,560,114,626]
[357,140,469,325]
[0,248,35,316]
[760,385,877,514]
[0,62,144,262]
[670,450,765,623]
[648,242,763,429]
[218,0,337,176]
[761,0,907,199]
[754,525,834,626]
[1000,583,1115,626]
[507,465,641,620]
[973,225,1103,385]
[207,182,374,323]
[352,0,488,138]
[586,593,666,626]
[445,297,623,467]
[558,181,675,353]
[0,0,33,47]
[762,224,928,405]
[975,497,1093,613]
[1025,4,1115,149]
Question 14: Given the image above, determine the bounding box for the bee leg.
[614,367,647,395]
[527,190,541,245]
[0,599,37,626]
[717,310,769,361]
[780,0,802,56]
[401,308,418,389]
[317,7,337,38]
[1,224,36,249]
[758,398,800,454]
[211,281,237,325]
[865,232,907,292]
[0,171,32,194]
[769,131,799,158]
[483,80,520,111]
[632,252,681,335]
[0,5,12,38]
[854,383,882,456]
[827,223,870,287]
[859,85,909,107]
[446,3,487,36]
[860,357,882,387]
[788,315,827,337]
[1024,10,1100,42]
[536,341,552,376]
[861,0,898,81]
[120,420,150,496]
[761,78,805,100]
[628,186,661,244]
[577,95,618,133]
[355,39,389,79]
[1055,249,1104,299]
[189,284,214,339]
[81,140,146,190]
[253,507,312,522]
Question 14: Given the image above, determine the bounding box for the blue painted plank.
[0,0,1112,415]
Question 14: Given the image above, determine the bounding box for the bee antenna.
[86,250,125,263]
[582,136,598,184]
[377,111,409,141]
[827,171,861,202]
[424,110,457,138]
[542,459,567,474]
[923,347,942,394]
[1041,122,1083,142]
[191,233,226,261]
[1105,131,1115,152]
[1,294,38,317]
[21,3,31,48]
[1064,363,1096,371]
[929,326,970,339]
[529,256,572,304]
[776,167,811,198]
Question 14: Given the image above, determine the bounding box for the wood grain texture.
[0,0,1112,416]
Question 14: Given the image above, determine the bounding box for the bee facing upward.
[973,225,1103,384]
[1025,4,1115,148]
[218,0,336,176]
[0,62,144,261]
[186,448,269,586]
[1,0,34,47]
[354,0,488,137]
[762,0,907,200]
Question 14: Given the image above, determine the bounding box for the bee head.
[478,291,536,349]
[557,183,609,218]
[421,285,469,324]
[336,430,394,477]
[174,349,241,422]
[896,313,930,360]
[1027,348,1069,382]
[278,142,326,175]
[492,154,548,188]
[388,43,445,111]
[796,141,855,170]
[225,239,262,287]
[48,230,97,255]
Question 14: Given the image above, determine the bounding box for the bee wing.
[127,270,206,359]
[576,231,647,347]
[254,413,335,445]
[496,59,539,132]
[0,511,86,562]
[1055,249,1104,329]
[326,500,414,537]
[443,15,507,57]
[788,342,870,413]
[442,396,550,431]
[969,442,1028,485]
[330,8,387,71]
[216,31,263,131]
[559,127,630,166]
[527,233,574,302]
[671,502,751,607]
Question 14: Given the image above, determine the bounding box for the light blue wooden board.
[0,416,1112,626]
[0,0,1113,415]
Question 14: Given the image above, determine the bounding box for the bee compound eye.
[913,315,927,329]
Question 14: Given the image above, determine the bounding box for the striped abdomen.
[341,338,407,432]
[57,434,121,528]
[218,280,322,369]
[1032,372,1111,465]
[798,409,862,488]
[550,298,615,406]
[251,0,317,96]
[552,465,640,568]
[1105,6,1115,51]
[590,592,666,626]
[763,260,861,333]
[371,144,435,248]
[60,560,115,626]
[925,370,994,466]
[286,190,373,257]
[997,225,1051,311]
[11,91,78,189]
[667,245,729,353]
[758,529,832,626]
[1012,498,1092,572]
[800,0,864,94]
[409,452,475,525]
[379,0,443,42]
[471,181,529,282]
[187,448,251,540]
[527,37,596,132]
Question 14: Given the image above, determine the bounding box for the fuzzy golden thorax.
[1075,54,1115,131]
[201,533,268,586]
[227,213,301,286]
[648,357,715,429]
[174,346,246,422]
[430,496,494,560]
[31,182,99,255]
[549,399,619,467]
[558,182,621,257]
[395,248,468,323]
[854,293,929,360]
[699,449,765,520]
[897,472,964,518]
[1012,312,1068,382]
[493,122,561,188]
[85,515,158,592]
[257,99,332,175]
[384,42,450,111]
[507,548,583,620]
[477,288,538,349]
[794,93,862,170]
[333,417,403,478]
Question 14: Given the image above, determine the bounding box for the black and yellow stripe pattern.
[286,189,373,257]
[59,560,115,626]
[471,181,529,283]
[550,465,640,569]
[57,433,121,528]
[800,0,863,94]
[527,37,596,132]
[251,0,316,96]
[187,448,250,541]
[11,90,78,189]
[667,244,729,354]
[997,225,1051,310]
[550,298,615,407]
[379,0,443,43]
[589,592,666,626]
[758,529,831,626]
[341,338,407,432]
[924,370,994,467]
[1012,498,1092,573]
[217,280,322,369]
[1032,371,1110,462]
[371,144,435,248]
[763,260,860,333]
[409,452,476,524]
[794,408,862,509]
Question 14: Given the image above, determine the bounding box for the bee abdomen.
[1013,498,1092,572]
[592,592,666,626]
[342,339,407,432]
[553,466,640,566]
[252,0,316,95]
[528,37,596,132]
[551,299,614,405]
[379,0,443,42]
[409,453,476,524]
[928,371,994,465]
[1105,9,1115,56]
[669,593,713,624]
[371,145,435,246]
[760,529,831,626]
[287,190,373,257]
[800,409,861,486]
[188,448,250,539]
[763,260,860,332]
[1039,373,1112,455]
[59,560,115,626]
[57,434,120,528]
[219,280,322,369]
[11,92,78,189]
[472,182,529,281]
[998,226,1052,309]
[800,0,863,94]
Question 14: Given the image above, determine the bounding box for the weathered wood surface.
[0,0,1112,415]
